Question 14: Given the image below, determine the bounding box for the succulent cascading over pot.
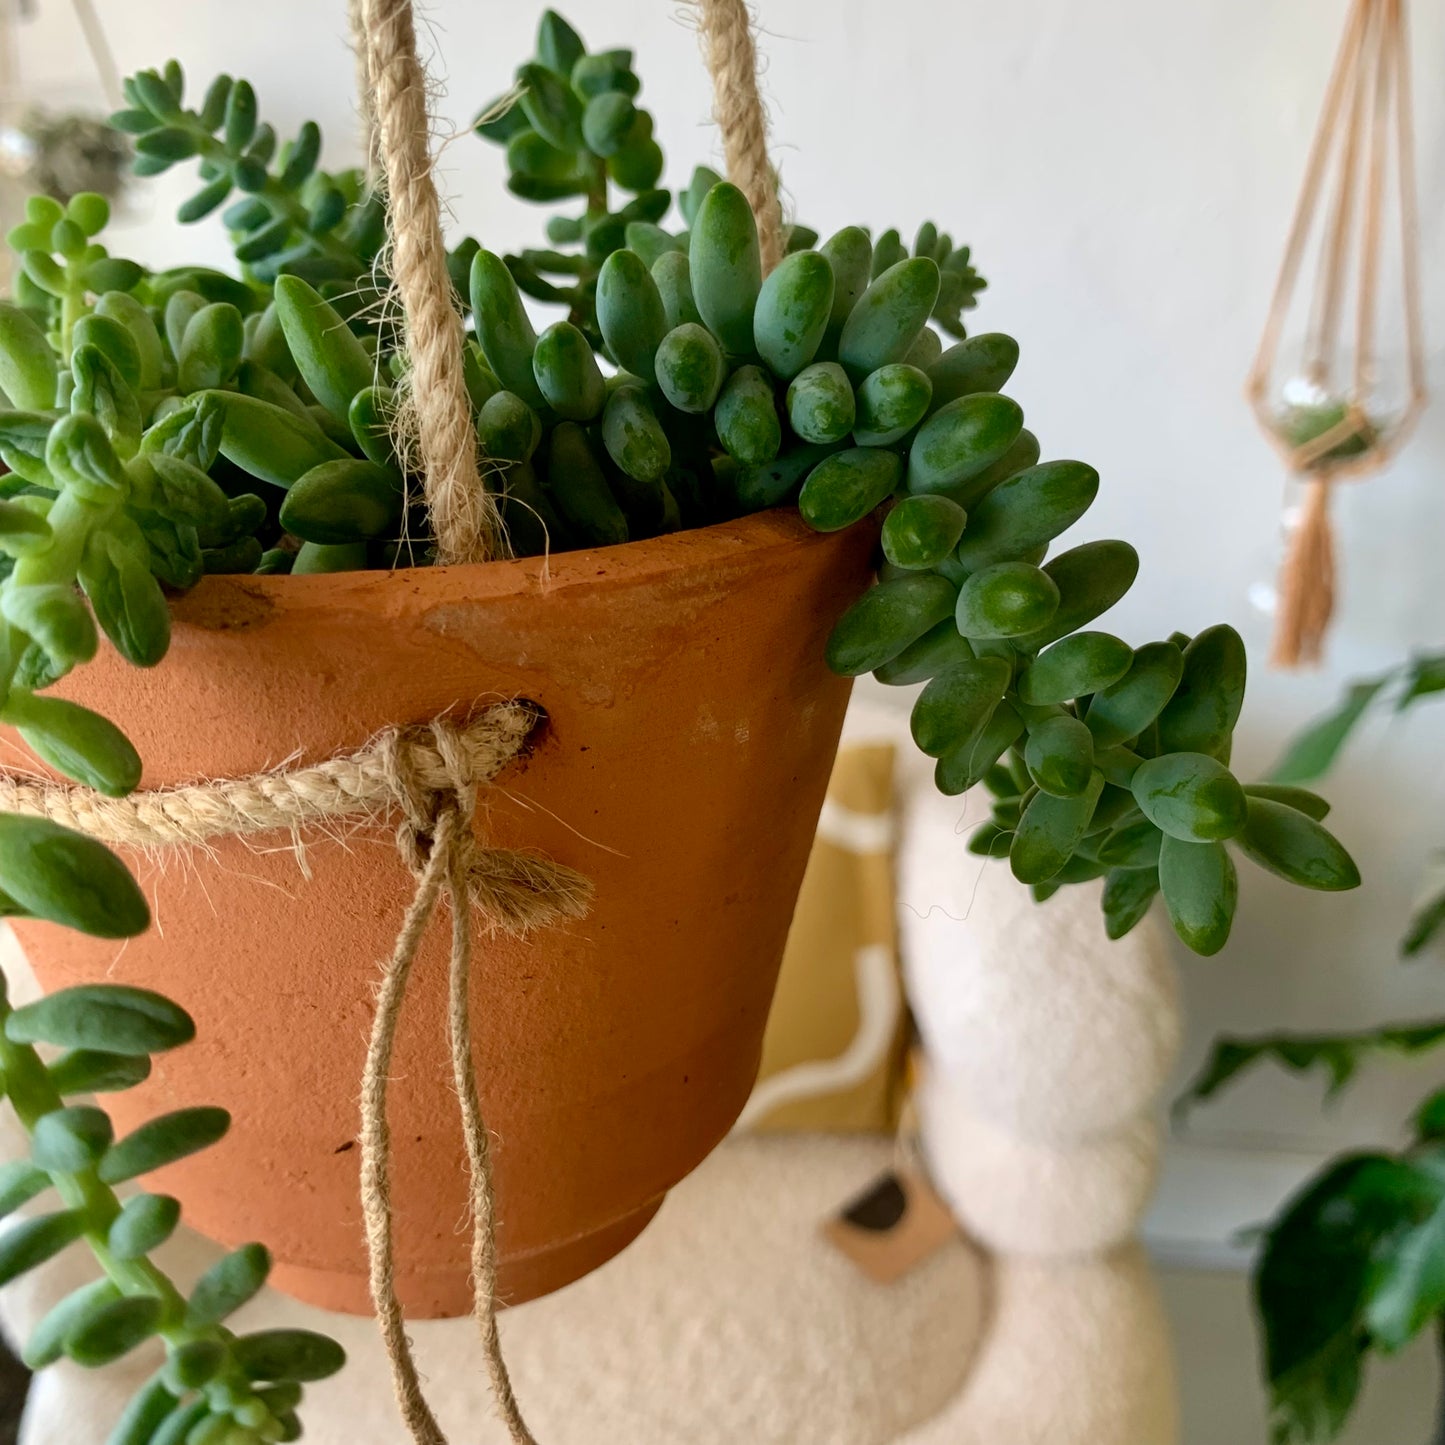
[0,9,1360,1440]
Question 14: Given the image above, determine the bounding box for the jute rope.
[347,0,382,184]
[1,705,591,1445]
[355,0,502,565]
[201,3,778,1435]
[695,0,784,274]
[358,713,569,1445]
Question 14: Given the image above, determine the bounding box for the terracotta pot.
[7,508,874,1317]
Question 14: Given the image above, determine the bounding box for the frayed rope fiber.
[1,703,591,1445]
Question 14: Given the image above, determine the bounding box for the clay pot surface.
[9,508,874,1315]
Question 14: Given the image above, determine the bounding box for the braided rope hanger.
[1,1,784,1436]
[339,0,783,1438]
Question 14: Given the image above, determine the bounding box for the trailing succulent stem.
[0,823,342,1443]
[107,60,385,293]
[464,167,1359,957]
[0,3,1371,1436]
[0,9,1359,959]
[471,12,984,347]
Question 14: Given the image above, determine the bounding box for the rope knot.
[378,703,545,880]
[385,719,477,877]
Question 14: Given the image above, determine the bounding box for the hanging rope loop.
[0,705,587,1445]
[359,712,552,1445]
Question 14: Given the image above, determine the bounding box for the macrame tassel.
[1271,479,1336,668]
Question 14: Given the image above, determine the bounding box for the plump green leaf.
[955,560,1060,640]
[1010,769,1103,884]
[185,1242,271,1327]
[47,1048,152,1096]
[31,1105,113,1172]
[881,495,966,571]
[1235,797,1361,892]
[1011,540,1139,652]
[1083,640,1183,748]
[934,701,1025,797]
[23,1278,120,1368]
[1158,835,1237,955]
[1242,783,1331,822]
[65,1292,165,1366]
[1024,714,1095,797]
[0,1210,87,1286]
[1,690,142,797]
[0,1161,50,1218]
[273,275,375,424]
[1096,818,1163,870]
[1102,866,1160,939]
[1133,752,1248,842]
[232,1328,345,1383]
[109,1193,182,1261]
[0,818,149,939]
[99,1107,230,1185]
[537,10,587,78]
[1018,632,1133,707]
[146,1397,209,1445]
[967,821,1013,858]
[825,574,957,676]
[1156,624,1246,759]
[161,1339,226,1393]
[517,61,584,151]
[8,985,191,1055]
[279,459,403,545]
[909,657,1011,758]
[873,618,974,686]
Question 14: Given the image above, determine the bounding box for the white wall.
[15,0,1445,1246]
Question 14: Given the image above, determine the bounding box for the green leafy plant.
[106,61,386,294]
[1273,649,1445,953]
[1185,650,1445,1443]
[0,8,1371,1433]
[463,169,1361,954]
[0,815,343,1442]
[0,10,1360,952]
[470,12,984,349]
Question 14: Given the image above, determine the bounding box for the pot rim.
[177,505,847,624]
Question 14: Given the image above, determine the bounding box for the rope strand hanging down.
[330,0,783,1435]
[0,706,590,1445]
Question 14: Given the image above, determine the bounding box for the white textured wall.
[14,0,1445,1228]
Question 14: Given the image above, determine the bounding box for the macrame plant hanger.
[1246,0,1425,667]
